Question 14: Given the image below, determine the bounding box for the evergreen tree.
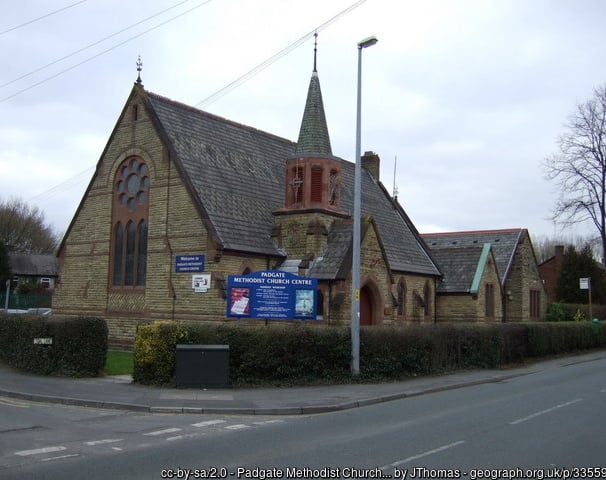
[0,241,11,293]
[556,244,606,303]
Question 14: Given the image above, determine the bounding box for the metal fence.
[0,294,52,310]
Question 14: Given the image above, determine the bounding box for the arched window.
[485,283,495,319]
[113,223,124,285]
[317,289,324,319]
[397,279,406,318]
[423,281,432,318]
[111,157,150,287]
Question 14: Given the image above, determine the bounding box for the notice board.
[226,270,318,320]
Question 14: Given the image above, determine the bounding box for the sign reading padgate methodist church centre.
[226,270,318,320]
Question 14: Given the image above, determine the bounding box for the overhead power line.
[196,0,368,108]
[0,0,88,36]
[28,166,95,202]
[20,0,368,201]
[0,0,213,104]
[1,0,193,90]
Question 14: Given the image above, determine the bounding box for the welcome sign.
[226,270,318,320]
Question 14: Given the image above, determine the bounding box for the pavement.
[1,350,605,416]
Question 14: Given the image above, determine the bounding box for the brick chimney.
[555,245,564,272]
[362,151,380,180]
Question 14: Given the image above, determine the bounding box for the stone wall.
[504,232,547,321]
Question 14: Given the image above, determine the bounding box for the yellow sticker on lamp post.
[355,289,360,301]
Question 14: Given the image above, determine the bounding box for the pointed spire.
[295,34,332,156]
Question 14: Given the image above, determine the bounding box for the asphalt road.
[1,355,605,479]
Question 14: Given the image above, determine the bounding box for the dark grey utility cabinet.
[175,344,230,388]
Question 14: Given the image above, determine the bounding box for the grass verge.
[104,350,133,376]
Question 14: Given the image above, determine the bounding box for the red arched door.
[360,285,374,325]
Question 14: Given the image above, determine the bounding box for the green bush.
[132,320,606,387]
[545,302,606,322]
[545,303,573,322]
[0,314,107,377]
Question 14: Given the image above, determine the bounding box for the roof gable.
[309,215,396,281]
[430,246,483,293]
[308,221,352,279]
[423,228,524,284]
[430,243,497,294]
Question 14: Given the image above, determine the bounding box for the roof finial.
[136,55,143,85]
[313,32,318,73]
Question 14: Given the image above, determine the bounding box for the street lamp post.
[351,35,377,376]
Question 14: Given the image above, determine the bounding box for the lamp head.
[358,36,378,49]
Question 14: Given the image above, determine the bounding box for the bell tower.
[273,35,348,258]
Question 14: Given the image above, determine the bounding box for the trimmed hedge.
[133,320,606,386]
[133,322,351,386]
[0,314,108,377]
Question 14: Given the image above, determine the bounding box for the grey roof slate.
[148,93,296,257]
[429,247,484,293]
[9,253,58,277]
[308,222,352,279]
[422,229,524,285]
[145,87,440,276]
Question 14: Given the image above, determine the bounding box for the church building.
[52,53,444,347]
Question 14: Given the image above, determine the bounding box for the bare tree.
[0,197,60,254]
[532,233,599,264]
[544,82,606,262]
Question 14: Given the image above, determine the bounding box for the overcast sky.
[2,0,606,245]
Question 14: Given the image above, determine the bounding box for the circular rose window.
[116,158,149,213]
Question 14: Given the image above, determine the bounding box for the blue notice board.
[226,270,318,320]
[175,255,205,273]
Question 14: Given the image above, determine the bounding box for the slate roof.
[147,92,296,257]
[142,75,440,277]
[430,246,487,293]
[308,221,352,279]
[9,253,58,277]
[422,229,524,285]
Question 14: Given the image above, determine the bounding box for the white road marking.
[144,428,182,436]
[85,439,123,446]
[381,441,466,470]
[112,447,123,451]
[509,398,583,425]
[167,433,204,442]
[224,424,250,430]
[15,446,67,457]
[192,419,226,428]
[40,454,79,462]
[253,419,284,425]
[0,397,30,408]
